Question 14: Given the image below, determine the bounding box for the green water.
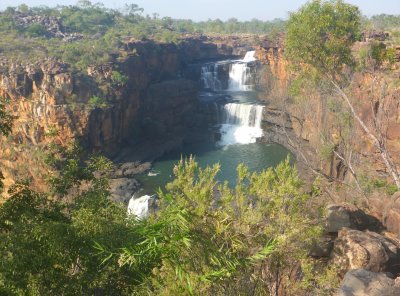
[137,141,291,195]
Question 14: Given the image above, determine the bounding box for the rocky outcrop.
[368,192,400,238]
[11,11,83,41]
[331,228,400,276]
[337,269,400,296]
[326,204,382,233]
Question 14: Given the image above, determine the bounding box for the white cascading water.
[218,102,264,146]
[200,51,257,92]
[127,195,151,219]
[201,63,222,91]
[228,51,257,91]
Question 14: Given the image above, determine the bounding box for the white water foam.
[127,195,151,219]
[148,171,160,177]
[218,102,264,146]
[242,51,257,62]
[228,51,257,91]
[219,124,264,146]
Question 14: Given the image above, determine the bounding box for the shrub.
[111,71,128,86]
[88,95,109,108]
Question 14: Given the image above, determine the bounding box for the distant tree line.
[0,1,398,69]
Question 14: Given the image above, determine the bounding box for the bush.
[111,71,128,86]
[88,95,109,108]
[25,23,48,38]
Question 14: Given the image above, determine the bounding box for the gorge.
[134,50,290,198]
[1,2,400,293]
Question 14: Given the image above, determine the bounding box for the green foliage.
[359,175,398,196]
[286,0,361,79]
[25,23,48,38]
[0,3,287,71]
[111,70,128,87]
[368,14,400,31]
[88,95,109,109]
[98,157,324,294]
[358,42,397,70]
[0,97,12,138]
[0,147,327,295]
[0,171,140,294]
[0,97,13,192]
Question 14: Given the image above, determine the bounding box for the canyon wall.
[0,35,270,190]
[256,43,400,184]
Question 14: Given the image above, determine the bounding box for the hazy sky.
[0,0,399,21]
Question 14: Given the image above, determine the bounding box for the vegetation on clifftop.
[0,1,398,71]
[0,1,285,70]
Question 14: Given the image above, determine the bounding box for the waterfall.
[218,103,264,146]
[201,63,222,91]
[228,51,256,91]
[222,103,263,127]
[200,51,257,92]
[127,195,152,219]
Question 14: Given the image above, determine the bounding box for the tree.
[0,146,142,294]
[1,139,329,295]
[286,0,361,79]
[0,97,13,192]
[98,157,326,295]
[286,0,400,190]
[0,97,12,137]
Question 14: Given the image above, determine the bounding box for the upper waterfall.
[243,51,257,62]
[200,51,257,92]
[228,51,257,91]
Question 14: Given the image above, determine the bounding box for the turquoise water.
[136,64,290,195]
[137,141,291,195]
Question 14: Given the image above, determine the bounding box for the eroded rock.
[110,178,140,203]
[331,228,400,276]
[326,204,382,233]
[337,269,400,296]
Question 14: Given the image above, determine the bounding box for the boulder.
[112,162,151,178]
[368,192,400,238]
[110,178,140,203]
[337,269,400,296]
[326,204,351,232]
[309,235,335,258]
[331,228,400,276]
[326,204,382,233]
[384,193,400,238]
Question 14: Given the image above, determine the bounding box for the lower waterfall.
[127,195,152,219]
[218,102,264,146]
